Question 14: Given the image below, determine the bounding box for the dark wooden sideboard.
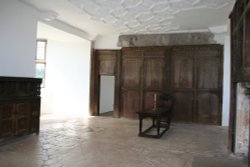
[0,77,42,140]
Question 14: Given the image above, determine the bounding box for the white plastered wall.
[0,0,39,77]
[38,23,91,117]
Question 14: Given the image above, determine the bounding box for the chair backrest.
[157,94,175,112]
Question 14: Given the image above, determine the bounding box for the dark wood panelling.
[92,45,222,125]
[121,55,142,118]
[122,90,141,118]
[144,58,165,90]
[172,91,194,122]
[172,55,194,89]
[245,10,250,67]
[122,58,142,89]
[97,50,117,75]
[229,0,250,157]
[196,93,221,124]
[0,104,15,137]
[171,45,222,124]
[121,47,169,118]
[196,56,221,89]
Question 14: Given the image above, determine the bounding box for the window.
[35,40,47,87]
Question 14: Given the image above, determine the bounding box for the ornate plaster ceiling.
[20,0,235,36]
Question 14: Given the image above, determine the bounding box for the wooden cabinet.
[171,45,222,125]
[0,77,41,140]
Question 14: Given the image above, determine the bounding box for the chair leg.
[152,118,155,126]
[157,119,160,136]
[139,117,143,135]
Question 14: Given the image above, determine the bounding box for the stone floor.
[0,116,247,167]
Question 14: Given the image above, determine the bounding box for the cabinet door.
[15,102,30,135]
[0,103,15,137]
[30,99,40,133]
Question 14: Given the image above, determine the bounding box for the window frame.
[35,39,47,88]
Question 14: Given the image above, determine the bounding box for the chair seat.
[137,107,170,117]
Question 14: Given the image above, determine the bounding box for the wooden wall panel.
[171,45,222,124]
[172,56,194,89]
[143,91,161,111]
[196,93,221,124]
[144,58,165,90]
[122,90,141,118]
[97,50,117,75]
[121,47,168,118]
[172,92,194,122]
[196,56,221,89]
[93,45,222,125]
[122,58,142,89]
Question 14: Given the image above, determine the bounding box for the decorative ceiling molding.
[68,0,232,34]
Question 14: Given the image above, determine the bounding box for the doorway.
[99,75,115,117]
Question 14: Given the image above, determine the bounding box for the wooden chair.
[137,94,174,138]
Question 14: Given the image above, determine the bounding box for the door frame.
[89,49,121,117]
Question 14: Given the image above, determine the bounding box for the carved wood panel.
[30,99,41,133]
[0,103,15,137]
[15,102,30,135]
